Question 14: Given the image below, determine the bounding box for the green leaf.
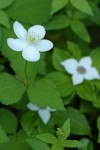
[52,48,70,71]
[63,93,75,105]
[73,11,88,20]
[27,138,51,150]
[12,94,29,110]
[76,81,96,101]
[0,0,14,9]
[67,41,82,59]
[0,10,10,28]
[79,138,93,150]
[38,53,46,75]
[62,140,82,148]
[51,143,63,150]
[0,108,18,134]
[37,120,54,134]
[46,72,74,97]
[51,0,69,14]
[53,107,91,136]
[11,55,40,83]
[80,100,96,113]
[0,126,9,143]
[70,19,91,42]
[0,135,31,150]
[91,47,100,73]
[89,2,100,26]
[0,26,19,61]
[0,136,21,150]
[0,64,4,72]
[45,15,70,30]
[93,100,100,109]
[17,130,34,150]
[70,0,93,16]
[21,111,38,135]
[0,27,2,47]
[92,83,100,108]
[97,116,100,143]
[37,133,57,144]
[27,79,64,110]
[0,73,26,105]
[62,119,70,140]
[6,0,52,24]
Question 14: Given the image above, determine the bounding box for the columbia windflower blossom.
[27,103,56,124]
[61,56,100,85]
[7,21,53,62]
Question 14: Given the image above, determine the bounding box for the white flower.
[61,56,100,85]
[7,21,53,62]
[27,103,56,124]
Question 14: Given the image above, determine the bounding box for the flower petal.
[34,40,53,52]
[79,56,92,68]
[72,73,84,85]
[38,109,51,124]
[61,59,78,74]
[13,21,27,39]
[27,103,39,111]
[22,46,40,62]
[28,25,46,39]
[7,38,28,51]
[84,67,100,80]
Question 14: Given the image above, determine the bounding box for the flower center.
[26,32,40,44]
[26,33,35,44]
[29,36,35,44]
[77,66,86,74]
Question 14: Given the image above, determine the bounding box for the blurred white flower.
[27,103,56,124]
[7,21,53,62]
[61,56,100,85]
